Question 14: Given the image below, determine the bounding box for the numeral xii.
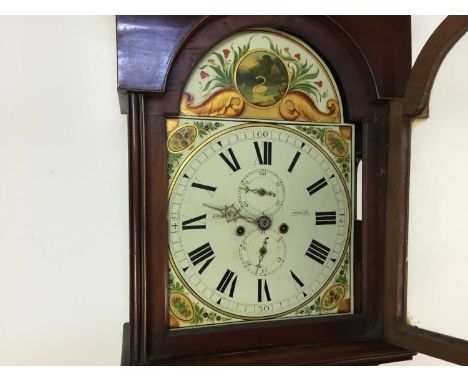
[254,141,272,165]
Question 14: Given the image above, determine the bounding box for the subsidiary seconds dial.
[168,123,351,320]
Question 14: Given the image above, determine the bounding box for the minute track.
[168,123,352,320]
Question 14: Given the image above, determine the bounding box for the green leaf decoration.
[199,37,253,94]
[335,252,350,284]
[212,51,225,68]
[295,69,320,83]
[208,64,227,82]
[197,35,327,104]
[167,153,182,180]
[200,77,219,92]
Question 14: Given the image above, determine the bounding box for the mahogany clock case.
[117,16,415,365]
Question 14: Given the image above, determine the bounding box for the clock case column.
[118,15,416,365]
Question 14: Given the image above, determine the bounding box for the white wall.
[0,15,463,366]
[0,16,128,365]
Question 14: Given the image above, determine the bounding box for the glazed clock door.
[166,29,354,329]
[384,16,468,365]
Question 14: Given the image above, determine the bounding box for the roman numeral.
[191,182,217,192]
[254,141,272,165]
[305,239,331,265]
[307,177,328,195]
[216,269,237,297]
[188,242,215,274]
[315,211,336,225]
[219,148,241,172]
[182,214,206,230]
[288,151,301,172]
[257,279,271,302]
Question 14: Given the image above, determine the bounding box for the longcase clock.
[116,15,468,365]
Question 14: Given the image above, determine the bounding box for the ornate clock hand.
[203,203,257,224]
[255,237,269,274]
[240,185,276,197]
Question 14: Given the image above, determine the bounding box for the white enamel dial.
[168,124,351,319]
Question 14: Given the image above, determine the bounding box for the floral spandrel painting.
[181,29,344,123]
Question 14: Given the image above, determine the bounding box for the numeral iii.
[315,211,336,225]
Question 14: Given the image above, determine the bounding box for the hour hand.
[203,203,257,224]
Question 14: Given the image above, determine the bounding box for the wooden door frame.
[383,15,468,365]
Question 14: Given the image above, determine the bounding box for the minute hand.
[241,186,276,197]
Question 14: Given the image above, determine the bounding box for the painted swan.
[252,76,268,95]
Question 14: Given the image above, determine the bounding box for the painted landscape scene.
[236,51,289,107]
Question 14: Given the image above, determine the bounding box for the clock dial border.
[168,121,353,321]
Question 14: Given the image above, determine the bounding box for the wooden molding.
[404,16,468,118]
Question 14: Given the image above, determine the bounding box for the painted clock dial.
[168,123,352,321]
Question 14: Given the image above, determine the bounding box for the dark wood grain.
[117,16,204,92]
[331,16,411,99]
[153,339,414,366]
[116,16,411,101]
[383,98,410,337]
[119,16,419,365]
[127,93,145,364]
